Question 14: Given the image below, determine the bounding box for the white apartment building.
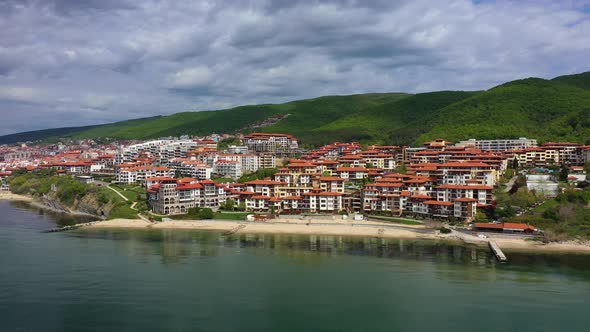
[241,133,299,155]
[116,166,174,184]
[167,159,212,180]
[455,138,538,152]
[116,139,198,163]
[228,145,249,154]
[214,160,242,179]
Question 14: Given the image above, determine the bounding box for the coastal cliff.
[35,192,113,219]
[7,172,138,219]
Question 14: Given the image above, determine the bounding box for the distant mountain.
[1,71,589,146]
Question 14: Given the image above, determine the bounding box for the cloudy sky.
[0,0,589,135]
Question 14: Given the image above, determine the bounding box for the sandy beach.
[0,192,33,202]
[3,191,588,254]
[90,218,434,240]
[85,217,590,254]
[493,237,590,253]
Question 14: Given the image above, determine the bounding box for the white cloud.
[168,66,212,89]
[0,0,589,135]
[0,86,46,103]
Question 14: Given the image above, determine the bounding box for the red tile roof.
[318,176,345,181]
[303,191,344,196]
[244,180,287,185]
[336,167,368,172]
[473,223,503,229]
[424,200,454,206]
[440,162,491,167]
[437,184,493,190]
[454,197,477,202]
[283,196,303,200]
[177,183,204,189]
[146,176,176,182]
[503,222,535,231]
[410,194,431,199]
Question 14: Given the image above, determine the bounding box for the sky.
[0,0,589,136]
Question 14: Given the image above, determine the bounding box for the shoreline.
[86,218,590,254]
[0,192,34,202]
[0,192,103,218]
[4,191,590,254]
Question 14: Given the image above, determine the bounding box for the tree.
[558,204,576,223]
[217,137,241,150]
[237,201,246,211]
[511,158,519,170]
[188,207,201,217]
[198,208,214,219]
[512,187,537,208]
[558,163,569,182]
[238,168,279,183]
[504,168,514,180]
[395,164,407,174]
[475,210,488,222]
[222,199,235,211]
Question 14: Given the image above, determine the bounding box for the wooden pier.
[488,240,507,262]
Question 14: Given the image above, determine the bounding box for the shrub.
[187,207,201,217]
[542,230,569,243]
[98,193,110,204]
[439,227,452,234]
[197,208,214,219]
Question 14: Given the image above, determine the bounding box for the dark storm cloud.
[0,0,589,135]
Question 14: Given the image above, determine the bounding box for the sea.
[1,200,589,332]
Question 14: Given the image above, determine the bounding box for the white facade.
[214,160,242,178]
[455,138,538,152]
[228,145,249,154]
[117,139,198,163]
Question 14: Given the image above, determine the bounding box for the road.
[504,176,518,192]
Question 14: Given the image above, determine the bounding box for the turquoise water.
[1,200,590,331]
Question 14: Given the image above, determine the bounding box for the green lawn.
[96,186,138,219]
[109,184,146,201]
[213,212,249,220]
[108,203,139,219]
[531,199,559,213]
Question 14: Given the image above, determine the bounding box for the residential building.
[455,138,537,152]
[241,133,299,156]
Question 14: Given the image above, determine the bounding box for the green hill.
[416,77,590,143]
[552,71,590,90]
[1,71,589,146]
[313,91,480,145]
